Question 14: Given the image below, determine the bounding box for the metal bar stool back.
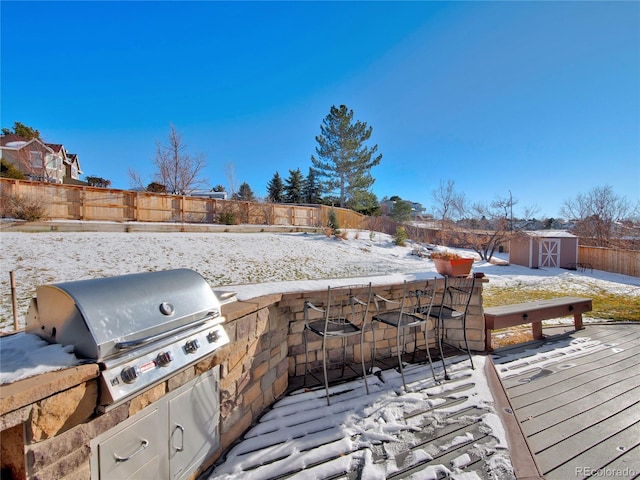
[429,276,476,380]
[303,283,372,405]
[372,280,438,392]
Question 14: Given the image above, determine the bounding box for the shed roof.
[523,230,576,238]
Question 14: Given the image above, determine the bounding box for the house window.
[30,151,43,168]
[71,165,78,179]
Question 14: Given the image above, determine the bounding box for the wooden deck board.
[530,399,640,462]
[500,332,640,394]
[522,381,640,436]
[510,355,640,415]
[495,323,640,480]
[529,408,640,473]
[594,443,640,477]
[542,420,640,480]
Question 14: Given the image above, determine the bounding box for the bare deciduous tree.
[154,125,207,194]
[431,179,465,245]
[129,125,207,194]
[225,162,236,199]
[560,185,637,247]
[462,194,540,261]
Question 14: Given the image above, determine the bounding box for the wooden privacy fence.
[0,179,366,229]
[579,246,640,277]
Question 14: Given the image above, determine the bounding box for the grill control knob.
[121,366,138,384]
[156,351,173,367]
[184,339,200,354]
[207,330,220,343]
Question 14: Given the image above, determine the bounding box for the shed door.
[539,239,560,267]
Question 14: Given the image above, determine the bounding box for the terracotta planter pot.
[433,257,474,277]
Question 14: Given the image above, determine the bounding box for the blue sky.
[2,1,639,219]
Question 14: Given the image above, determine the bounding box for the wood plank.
[505,348,640,405]
[490,323,637,368]
[509,354,640,413]
[526,390,640,448]
[497,324,640,480]
[484,297,592,329]
[388,425,492,479]
[544,323,634,345]
[592,443,640,478]
[484,356,543,480]
[541,419,640,479]
[503,337,640,397]
[522,379,640,436]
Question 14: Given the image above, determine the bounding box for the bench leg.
[485,328,493,352]
[532,322,543,340]
[574,313,584,331]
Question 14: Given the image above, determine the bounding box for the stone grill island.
[0,277,487,479]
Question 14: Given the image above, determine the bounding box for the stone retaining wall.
[0,278,486,479]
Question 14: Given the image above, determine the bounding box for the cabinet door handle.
[113,439,149,462]
[173,424,185,452]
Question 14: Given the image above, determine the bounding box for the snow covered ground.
[2,229,638,332]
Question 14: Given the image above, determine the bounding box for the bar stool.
[371,280,438,392]
[303,283,372,405]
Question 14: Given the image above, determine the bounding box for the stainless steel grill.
[25,268,231,409]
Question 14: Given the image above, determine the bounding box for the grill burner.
[25,269,231,409]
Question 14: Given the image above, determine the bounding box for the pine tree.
[233,182,255,201]
[1,158,25,179]
[266,172,284,203]
[310,105,382,210]
[284,168,303,203]
[2,121,40,139]
[302,167,322,204]
[86,176,112,188]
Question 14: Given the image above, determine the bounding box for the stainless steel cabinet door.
[98,408,161,479]
[169,370,220,479]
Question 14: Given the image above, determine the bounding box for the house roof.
[0,135,52,153]
[0,134,29,147]
[45,143,64,153]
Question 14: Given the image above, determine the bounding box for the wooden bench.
[484,296,593,351]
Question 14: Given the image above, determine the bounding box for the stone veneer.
[0,277,486,479]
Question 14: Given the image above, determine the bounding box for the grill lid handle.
[114,311,220,351]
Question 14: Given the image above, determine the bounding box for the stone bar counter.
[0,277,486,479]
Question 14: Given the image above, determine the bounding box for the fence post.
[133,191,138,222]
[10,271,19,331]
[80,186,86,220]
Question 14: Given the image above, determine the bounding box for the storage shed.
[509,230,578,269]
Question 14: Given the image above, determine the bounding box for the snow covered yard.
[2,229,639,331]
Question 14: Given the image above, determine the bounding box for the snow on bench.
[484,296,593,351]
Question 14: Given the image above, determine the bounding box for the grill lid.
[26,269,221,361]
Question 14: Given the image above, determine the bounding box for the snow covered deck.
[208,354,513,479]
[206,323,640,480]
